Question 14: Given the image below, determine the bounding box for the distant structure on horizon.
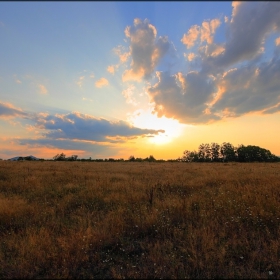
[7,155,40,161]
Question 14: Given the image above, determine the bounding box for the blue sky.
[1,2,280,159]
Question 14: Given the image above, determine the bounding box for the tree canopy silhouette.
[182,143,279,163]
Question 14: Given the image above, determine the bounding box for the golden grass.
[0,161,279,278]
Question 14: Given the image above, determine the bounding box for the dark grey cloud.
[34,112,164,142]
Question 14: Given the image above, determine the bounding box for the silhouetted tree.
[210,142,220,162]
[182,150,199,162]
[148,155,156,162]
[221,142,236,162]
[128,155,135,161]
[198,143,211,162]
[53,153,66,161]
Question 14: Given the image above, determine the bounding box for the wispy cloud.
[38,84,48,94]
[76,76,85,88]
[0,101,28,119]
[122,85,138,106]
[95,77,109,88]
[107,65,116,75]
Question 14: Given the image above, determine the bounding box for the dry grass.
[0,161,280,278]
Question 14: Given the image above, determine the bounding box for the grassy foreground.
[0,161,279,279]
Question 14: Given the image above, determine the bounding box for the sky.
[0,1,280,160]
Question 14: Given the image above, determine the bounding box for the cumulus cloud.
[147,71,219,124]
[33,112,164,142]
[0,101,28,118]
[122,18,171,81]
[95,77,109,88]
[181,25,200,49]
[181,19,221,48]
[144,2,277,124]
[212,55,280,116]
[148,49,280,124]
[213,2,280,68]
[38,84,48,94]
[201,19,221,44]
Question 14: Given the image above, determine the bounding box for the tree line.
[182,142,279,163]
[50,143,279,163]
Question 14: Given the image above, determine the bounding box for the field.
[0,161,280,279]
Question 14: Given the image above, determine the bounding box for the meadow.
[0,161,279,279]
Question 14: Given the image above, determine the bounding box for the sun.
[128,109,185,145]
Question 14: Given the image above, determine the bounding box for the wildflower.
[269,271,273,275]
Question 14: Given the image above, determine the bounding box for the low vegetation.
[0,161,280,278]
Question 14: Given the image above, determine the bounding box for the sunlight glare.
[128,109,185,145]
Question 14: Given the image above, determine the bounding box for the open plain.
[0,161,280,278]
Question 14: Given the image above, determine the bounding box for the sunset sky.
[1,2,280,160]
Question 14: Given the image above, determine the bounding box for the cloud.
[262,103,280,114]
[95,77,109,88]
[181,19,221,48]
[16,137,120,158]
[147,71,219,124]
[185,52,196,62]
[276,37,280,46]
[181,25,200,49]
[212,55,280,116]
[38,84,48,94]
[107,65,116,74]
[33,111,164,142]
[82,97,93,102]
[122,18,171,82]
[0,101,28,118]
[113,45,130,64]
[76,76,85,88]
[147,48,280,124]
[211,2,280,68]
[122,85,137,105]
[200,19,221,44]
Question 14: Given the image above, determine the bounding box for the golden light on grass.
[0,161,280,278]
